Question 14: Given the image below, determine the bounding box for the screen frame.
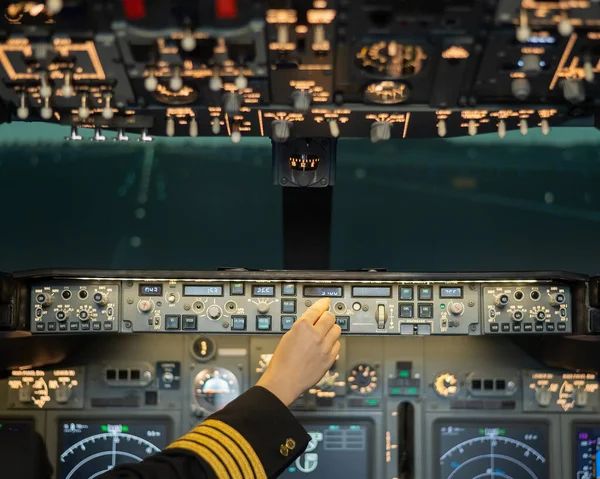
[55,416,173,479]
[432,418,551,479]
[571,421,600,479]
[351,285,392,298]
[283,417,375,478]
[138,283,163,296]
[182,284,224,297]
[302,285,345,298]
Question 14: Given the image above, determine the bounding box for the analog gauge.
[347,363,378,395]
[255,353,273,376]
[356,41,427,78]
[191,336,216,362]
[365,81,411,104]
[193,367,239,412]
[434,372,459,397]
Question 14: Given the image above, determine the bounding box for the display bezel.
[56,417,173,478]
[439,286,464,299]
[351,285,392,298]
[433,418,550,479]
[252,285,276,297]
[182,284,224,297]
[281,418,374,478]
[303,285,344,298]
[138,283,163,296]
[572,421,600,479]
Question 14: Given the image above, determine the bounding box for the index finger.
[299,298,331,325]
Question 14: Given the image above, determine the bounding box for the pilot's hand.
[257,297,341,406]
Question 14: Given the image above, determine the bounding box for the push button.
[501,323,510,332]
[36,322,45,331]
[81,322,90,331]
[92,322,101,331]
[546,323,555,332]
[59,322,67,331]
[524,323,533,332]
[282,283,296,296]
[165,315,181,330]
[104,321,114,331]
[400,324,414,335]
[418,286,433,301]
[417,324,431,336]
[70,323,79,331]
[281,299,296,314]
[335,316,349,331]
[490,323,499,332]
[231,315,247,331]
[399,304,414,318]
[418,304,433,319]
[47,322,57,331]
[512,323,521,332]
[535,323,544,332]
[399,287,413,301]
[230,283,245,295]
[256,315,272,331]
[281,316,296,331]
[182,315,198,330]
[557,322,567,332]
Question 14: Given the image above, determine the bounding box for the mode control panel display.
[31,282,120,334]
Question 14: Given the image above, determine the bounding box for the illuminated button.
[524,323,533,332]
[281,316,296,331]
[501,323,510,332]
[81,322,90,331]
[231,315,247,331]
[418,287,433,301]
[104,321,113,331]
[335,316,349,331]
[399,287,413,300]
[352,302,361,311]
[418,304,433,319]
[182,315,198,330]
[557,322,567,332]
[512,323,521,332]
[92,322,101,331]
[35,322,45,331]
[282,283,296,296]
[417,324,431,336]
[70,323,79,330]
[546,323,555,332]
[490,323,499,332]
[165,315,181,330]
[256,315,272,331]
[230,283,245,295]
[400,324,414,335]
[47,322,57,331]
[399,304,413,318]
[281,300,296,314]
[59,323,67,331]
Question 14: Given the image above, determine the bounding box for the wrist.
[256,373,298,407]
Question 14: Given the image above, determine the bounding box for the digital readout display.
[303,286,344,297]
[440,287,463,298]
[252,285,275,296]
[182,285,223,296]
[139,284,163,296]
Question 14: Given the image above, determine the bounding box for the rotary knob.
[207,305,222,320]
[549,293,566,307]
[162,371,174,384]
[448,302,464,315]
[257,302,270,314]
[167,293,177,304]
[55,310,69,322]
[370,121,391,143]
[223,92,242,114]
[138,299,154,313]
[562,79,585,104]
[512,310,524,322]
[511,78,531,100]
[78,310,90,321]
[291,90,312,112]
[93,292,108,307]
[36,292,53,308]
[494,294,509,308]
[271,120,291,143]
[535,387,552,407]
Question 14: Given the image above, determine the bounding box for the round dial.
[356,41,427,78]
[193,368,239,412]
[434,372,459,397]
[347,363,378,395]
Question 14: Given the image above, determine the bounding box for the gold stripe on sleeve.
[167,439,230,479]
[202,419,267,479]
[185,431,243,478]
[188,427,254,479]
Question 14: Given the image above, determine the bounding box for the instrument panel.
[1,1,600,140]
[26,271,577,336]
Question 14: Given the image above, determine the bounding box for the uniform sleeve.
[101,386,310,479]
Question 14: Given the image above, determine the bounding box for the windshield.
[1,123,598,273]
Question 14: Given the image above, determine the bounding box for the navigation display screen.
[57,419,170,479]
[574,425,600,479]
[280,421,371,477]
[437,421,549,479]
